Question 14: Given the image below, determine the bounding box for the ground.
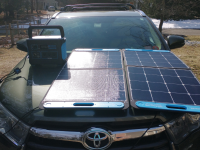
[163,29,200,36]
[0,46,26,78]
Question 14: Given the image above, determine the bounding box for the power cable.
[2,107,39,135]
[130,112,158,150]
[0,56,27,84]
[20,56,27,70]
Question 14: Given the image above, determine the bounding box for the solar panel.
[124,51,189,69]
[40,50,129,109]
[127,66,200,113]
[65,51,122,69]
[41,69,128,109]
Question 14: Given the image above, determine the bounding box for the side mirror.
[17,38,28,52]
[167,35,185,49]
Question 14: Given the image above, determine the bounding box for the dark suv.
[0,3,200,150]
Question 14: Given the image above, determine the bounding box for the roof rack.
[71,6,128,11]
[64,3,135,11]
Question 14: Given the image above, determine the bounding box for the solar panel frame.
[40,49,130,110]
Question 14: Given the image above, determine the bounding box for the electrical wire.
[3,107,39,135]
[21,77,28,81]
[130,112,158,150]
[0,72,16,83]
[1,76,28,84]
[4,72,15,78]
[0,72,15,81]
[20,56,27,69]
[12,76,28,81]
[0,56,27,84]
[0,56,31,135]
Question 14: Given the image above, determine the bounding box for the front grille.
[32,119,161,132]
[26,132,170,150]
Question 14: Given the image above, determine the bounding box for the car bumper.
[2,125,200,150]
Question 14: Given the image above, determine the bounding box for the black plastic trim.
[28,25,65,38]
[175,127,200,150]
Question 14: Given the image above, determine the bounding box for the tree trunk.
[9,10,14,18]
[31,0,33,13]
[159,16,164,33]
[5,11,8,18]
[36,0,38,14]
[159,0,165,33]
[26,0,29,14]
[4,12,6,19]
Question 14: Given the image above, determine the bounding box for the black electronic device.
[27,25,67,65]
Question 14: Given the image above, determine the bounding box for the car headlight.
[165,113,200,144]
[0,103,30,146]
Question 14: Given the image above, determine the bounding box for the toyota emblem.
[83,128,112,150]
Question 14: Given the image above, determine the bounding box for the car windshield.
[42,16,165,51]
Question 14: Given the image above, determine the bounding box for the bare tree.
[35,0,38,13]
[25,0,30,14]
[31,0,33,13]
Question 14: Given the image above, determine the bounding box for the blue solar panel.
[124,51,189,69]
[127,66,200,113]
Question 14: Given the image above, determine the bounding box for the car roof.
[55,10,142,18]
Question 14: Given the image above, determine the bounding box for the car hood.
[0,58,181,126]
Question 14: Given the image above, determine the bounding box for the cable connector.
[14,68,21,74]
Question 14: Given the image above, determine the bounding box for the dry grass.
[184,35,200,41]
[172,44,200,80]
[171,35,200,80]
[0,46,26,78]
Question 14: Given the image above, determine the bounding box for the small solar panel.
[127,66,200,113]
[40,50,129,109]
[66,51,122,69]
[124,51,189,69]
[40,69,128,109]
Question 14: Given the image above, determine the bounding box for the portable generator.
[27,25,67,65]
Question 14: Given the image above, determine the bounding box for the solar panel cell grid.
[66,51,122,69]
[44,69,126,102]
[151,92,172,102]
[132,90,152,101]
[124,51,189,69]
[128,67,200,105]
